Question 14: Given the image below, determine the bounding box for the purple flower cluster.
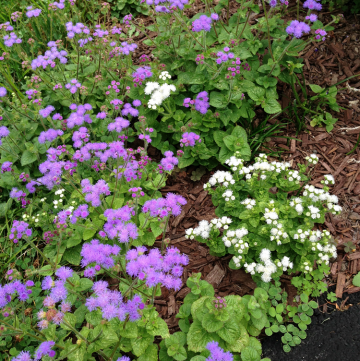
[206,341,233,361]
[111,26,122,34]
[286,20,311,38]
[94,25,109,38]
[122,101,140,117]
[113,159,140,181]
[216,47,235,64]
[81,179,110,207]
[81,239,121,277]
[103,206,138,243]
[9,220,32,243]
[11,351,33,361]
[66,103,92,128]
[65,79,81,94]
[85,280,144,321]
[38,129,64,144]
[3,32,22,47]
[138,127,153,143]
[192,15,213,32]
[195,91,209,114]
[25,88,39,99]
[0,280,34,307]
[129,187,145,198]
[0,125,9,145]
[180,132,201,147]
[159,150,178,172]
[0,22,13,31]
[31,42,68,70]
[66,22,92,47]
[39,105,55,118]
[116,42,138,55]
[132,66,153,86]
[72,126,90,148]
[49,0,66,10]
[146,0,189,11]
[126,246,188,291]
[303,0,322,11]
[73,141,127,163]
[108,117,130,133]
[1,161,12,173]
[35,341,56,359]
[305,13,318,22]
[315,28,327,41]
[26,6,42,17]
[142,193,187,218]
[70,204,89,224]
[41,270,72,304]
[10,188,29,208]
[0,87,7,97]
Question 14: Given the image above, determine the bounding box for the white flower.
[159,71,171,80]
[144,82,160,95]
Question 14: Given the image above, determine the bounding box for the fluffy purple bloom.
[0,280,34,308]
[42,276,54,290]
[159,150,178,172]
[11,351,33,361]
[55,266,73,280]
[210,13,219,21]
[65,79,81,94]
[81,179,110,207]
[39,105,55,118]
[206,341,233,361]
[81,239,121,275]
[66,104,92,128]
[108,117,130,133]
[315,28,327,41]
[0,87,7,97]
[305,13,318,22]
[103,206,138,243]
[10,188,26,200]
[31,43,68,70]
[96,112,107,119]
[303,0,322,10]
[26,7,42,18]
[38,129,63,144]
[286,20,311,38]
[70,204,89,224]
[1,161,12,173]
[126,246,188,291]
[0,126,10,145]
[192,15,213,32]
[216,48,235,64]
[142,193,186,218]
[113,159,140,182]
[121,103,139,117]
[34,341,56,360]
[116,357,131,361]
[195,91,209,114]
[3,32,22,47]
[9,220,32,243]
[180,132,201,147]
[72,127,89,148]
[132,66,153,86]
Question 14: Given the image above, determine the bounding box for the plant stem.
[261,0,274,61]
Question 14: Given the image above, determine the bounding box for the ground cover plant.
[0,0,347,359]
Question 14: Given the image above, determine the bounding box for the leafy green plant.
[353,272,360,287]
[327,292,337,302]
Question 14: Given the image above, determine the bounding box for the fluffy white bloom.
[323,174,335,185]
[225,156,243,170]
[147,83,176,109]
[260,248,271,262]
[208,171,234,187]
[306,153,319,164]
[241,198,256,210]
[144,82,159,95]
[159,71,171,80]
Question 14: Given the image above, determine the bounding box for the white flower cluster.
[270,223,288,245]
[323,174,335,185]
[205,171,235,188]
[53,188,65,209]
[289,197,303,214]
[159,71,171,80]
[307,205,321,219]
[185,217,232,240]
[241,198,256,210]
[264,201,278,225]
[224,155,243,171]
[22,213,45,223]
[244,248,277,282]
[313,243,337,264]
[293,228,311,242]
[306,153,319,164]
[302,260,313,273]
[222,189,235,202]
[287,169,301,182]
[144,82,176,110]
[302,185,342,215]
[223,227,248,254]
[277,256,293,272]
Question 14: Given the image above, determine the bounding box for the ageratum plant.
[186,152,340,283]
[123,0,340,168]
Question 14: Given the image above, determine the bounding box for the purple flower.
[206,341,233,361]
[55,266,73,280]
[66,103,92,128]
[286,20,311,38]
[31,42,68,70]
[81,179,110,207]
[159,151,178,172]
[26,7,42,18]
[192,15,213,32]
[0,280,34,308]
[303,0,322,10]
[180,132,201,147]
[0,87,7,97]
[65,79,81,94]
[305,13,318,22]
[38,129,63,144]
[195,91,209,114]
[3,32,22,47]
[96,112,107,119]
[126,246,188,291]
[81,239,121,275]
[34,341,56,360]
[108,117,130,133]
[72,127,90,148]
[1,161,12,173]
[39,105,55,118]
[210,13,219,21]
[70,204,89,224]
[9,220,32,244]
[0,126,10,146]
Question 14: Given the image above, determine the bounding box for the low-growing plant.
[186,152,340,283]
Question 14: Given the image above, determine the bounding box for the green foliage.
[353,272,360,287]
[327,292,337,302]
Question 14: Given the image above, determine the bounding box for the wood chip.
[168,295,176,316]
[335,272,346,298]
[344,287,360,294]
[205,263,225,287]
[347,252,360,261]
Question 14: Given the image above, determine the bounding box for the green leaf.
[138,344,158,361]
[265,328,273,336]
[216,317,240,344]
[247,87,265,102]
[119,322,138,339]
[187,319,214,353]
[63,244,82,265]
[178,156,195,168]
[79,278,93,291]
[309,84,323,93]
[83,228,97,240]
[263,98,281,114]
[241,346,261,361]
[283,344,291,353]
[21,150,37,166]
[202,312,223,332]
[131,334,153,356]
[61,313,77,331]
[83,64,97,76]
[300,293,309,303]
[353,272,360,287]
[209,91,228,108]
